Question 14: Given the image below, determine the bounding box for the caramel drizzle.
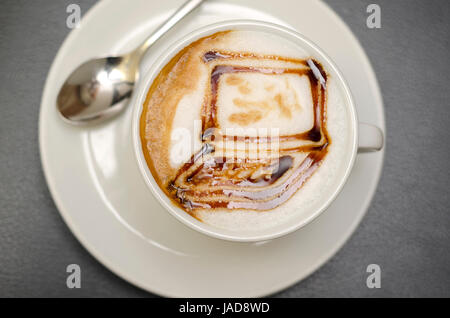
[165,50,330,211]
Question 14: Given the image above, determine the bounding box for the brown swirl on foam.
[140,31,330,218]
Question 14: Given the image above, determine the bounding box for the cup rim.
[132,19,358,242]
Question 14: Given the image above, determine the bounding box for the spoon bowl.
[57,56,136,124]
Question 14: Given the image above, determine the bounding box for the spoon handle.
[134,0,206,59]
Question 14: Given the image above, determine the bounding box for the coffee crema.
[140,30,337,224]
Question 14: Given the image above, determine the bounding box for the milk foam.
[148,30,352,232]
[195,79,351,232]
[170,30,315,163]
[217,73,314,136]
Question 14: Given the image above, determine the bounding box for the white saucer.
[39,0,385,297]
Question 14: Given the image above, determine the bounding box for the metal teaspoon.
[57,0,205,124]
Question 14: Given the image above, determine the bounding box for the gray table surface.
[0,0,449,298]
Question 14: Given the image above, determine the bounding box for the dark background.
[0,0,449,297]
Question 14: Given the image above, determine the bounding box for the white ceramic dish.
[39,0,385,297]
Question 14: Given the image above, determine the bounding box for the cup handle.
[358,123,384,153]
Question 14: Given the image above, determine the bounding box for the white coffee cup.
[132,20,383,242]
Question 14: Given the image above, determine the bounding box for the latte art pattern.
[170,54,330,211]
[140,31,332,221]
